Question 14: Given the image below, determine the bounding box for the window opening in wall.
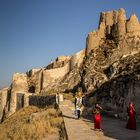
[28,86,35,93]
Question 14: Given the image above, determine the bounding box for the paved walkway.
[83,115,140,140]
[60,100,140,140]
[60,100,99,140]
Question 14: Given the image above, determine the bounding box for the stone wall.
[11,73,28,93]
[99,8,126,37]
[86,31,101,55]
[29,95,56,108]
[126,14,140,33]
[9,73,28,115]
[46,56,71,69]
[27,68,41,77]
[86,8,127,55]
[42,62,70,89]
[70,49,85,70]
[0,88,8,119]
[28,69,43,93]
[24,93,32,107]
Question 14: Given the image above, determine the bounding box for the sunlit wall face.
[0,0,140,88]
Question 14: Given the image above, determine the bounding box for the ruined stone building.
[1,8,140,120]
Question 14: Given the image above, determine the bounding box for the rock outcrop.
[1,8,140,120]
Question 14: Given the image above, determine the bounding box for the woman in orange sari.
[126,101,136,130]
[93,103,103,130]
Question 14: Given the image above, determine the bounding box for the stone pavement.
[83,115,140,140]
[60,100,140,140]
[60,100,112,140]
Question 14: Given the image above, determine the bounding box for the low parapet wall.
[29,95,56,108]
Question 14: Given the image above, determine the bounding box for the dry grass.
[0,106,64,140]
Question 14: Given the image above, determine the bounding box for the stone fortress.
[0,49,85,118]
[1,8,140,120]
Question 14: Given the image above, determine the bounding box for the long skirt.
[126,113,136,130]
[94,114,101,129]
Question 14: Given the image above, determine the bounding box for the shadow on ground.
[62,114,77,120]
[82,115,140,140]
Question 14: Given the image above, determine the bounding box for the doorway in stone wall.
[16,93,24,111]
[28,85,35,93]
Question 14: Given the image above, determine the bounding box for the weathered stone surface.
[117,8,126,37]
[70,49,85,70]
[98,8,126,40]
[27,68,40,77]
[46,56,71,69]
[11,73,28,93]
[9,73,28,115]
[98,22,106,38]
[29,95,56,108]
[42,62,70,89]
[82,48,140,119]
[24,93,32,107]
[126,14,140,33]
[27,69,43,93]
[86,31,101,54]
[0,88,8,119]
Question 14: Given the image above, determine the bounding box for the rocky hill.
[1,8,140,120]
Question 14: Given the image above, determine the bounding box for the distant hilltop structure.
[1,8,140,121]
[86,8,140,54]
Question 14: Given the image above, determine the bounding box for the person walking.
[126,101,136,130]
[75,92,83,119]
[93,103,103,131]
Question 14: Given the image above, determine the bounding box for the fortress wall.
[27,68,41,77]
[11,73,28,93]
[86,31,101,55]
[10,73,28,115]
[126,15,140,33]
[42,62,70,89]
[99,8,126,39]
[0,88,8,119]
[28,70,43,93]
[70,49,85,70]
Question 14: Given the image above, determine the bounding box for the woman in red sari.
[126,101,136,130]
[93,103,103,130]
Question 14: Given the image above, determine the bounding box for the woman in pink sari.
[93,103,103,130]
[126,101,136,130]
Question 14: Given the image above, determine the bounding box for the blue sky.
[0,0,140,88]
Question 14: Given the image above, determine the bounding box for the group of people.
[74,91,137,131]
